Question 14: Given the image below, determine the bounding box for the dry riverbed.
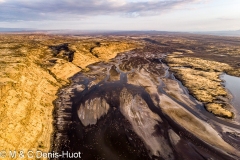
[147,34,240,119]
[54,42,240,159]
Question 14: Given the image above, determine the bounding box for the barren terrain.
[0,34,137,159]
[160,35,240,118]
[0,33,240,160]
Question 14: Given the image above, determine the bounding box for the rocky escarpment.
[0,34,137,160]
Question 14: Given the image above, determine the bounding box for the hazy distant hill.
[1,28,240,37]
[194,30,240,37]
[0,28,34,32]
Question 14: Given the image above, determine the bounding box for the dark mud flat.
[52,44,240,160]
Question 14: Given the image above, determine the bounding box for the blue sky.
[0,0,240,31]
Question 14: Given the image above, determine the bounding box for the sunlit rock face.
[78,98,110,126]
[119,88,174,160]
[53,44,240,160]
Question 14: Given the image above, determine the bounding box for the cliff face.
[0,35,60,157]
[0,34,137,159]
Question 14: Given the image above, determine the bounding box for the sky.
[0,0,240,31]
